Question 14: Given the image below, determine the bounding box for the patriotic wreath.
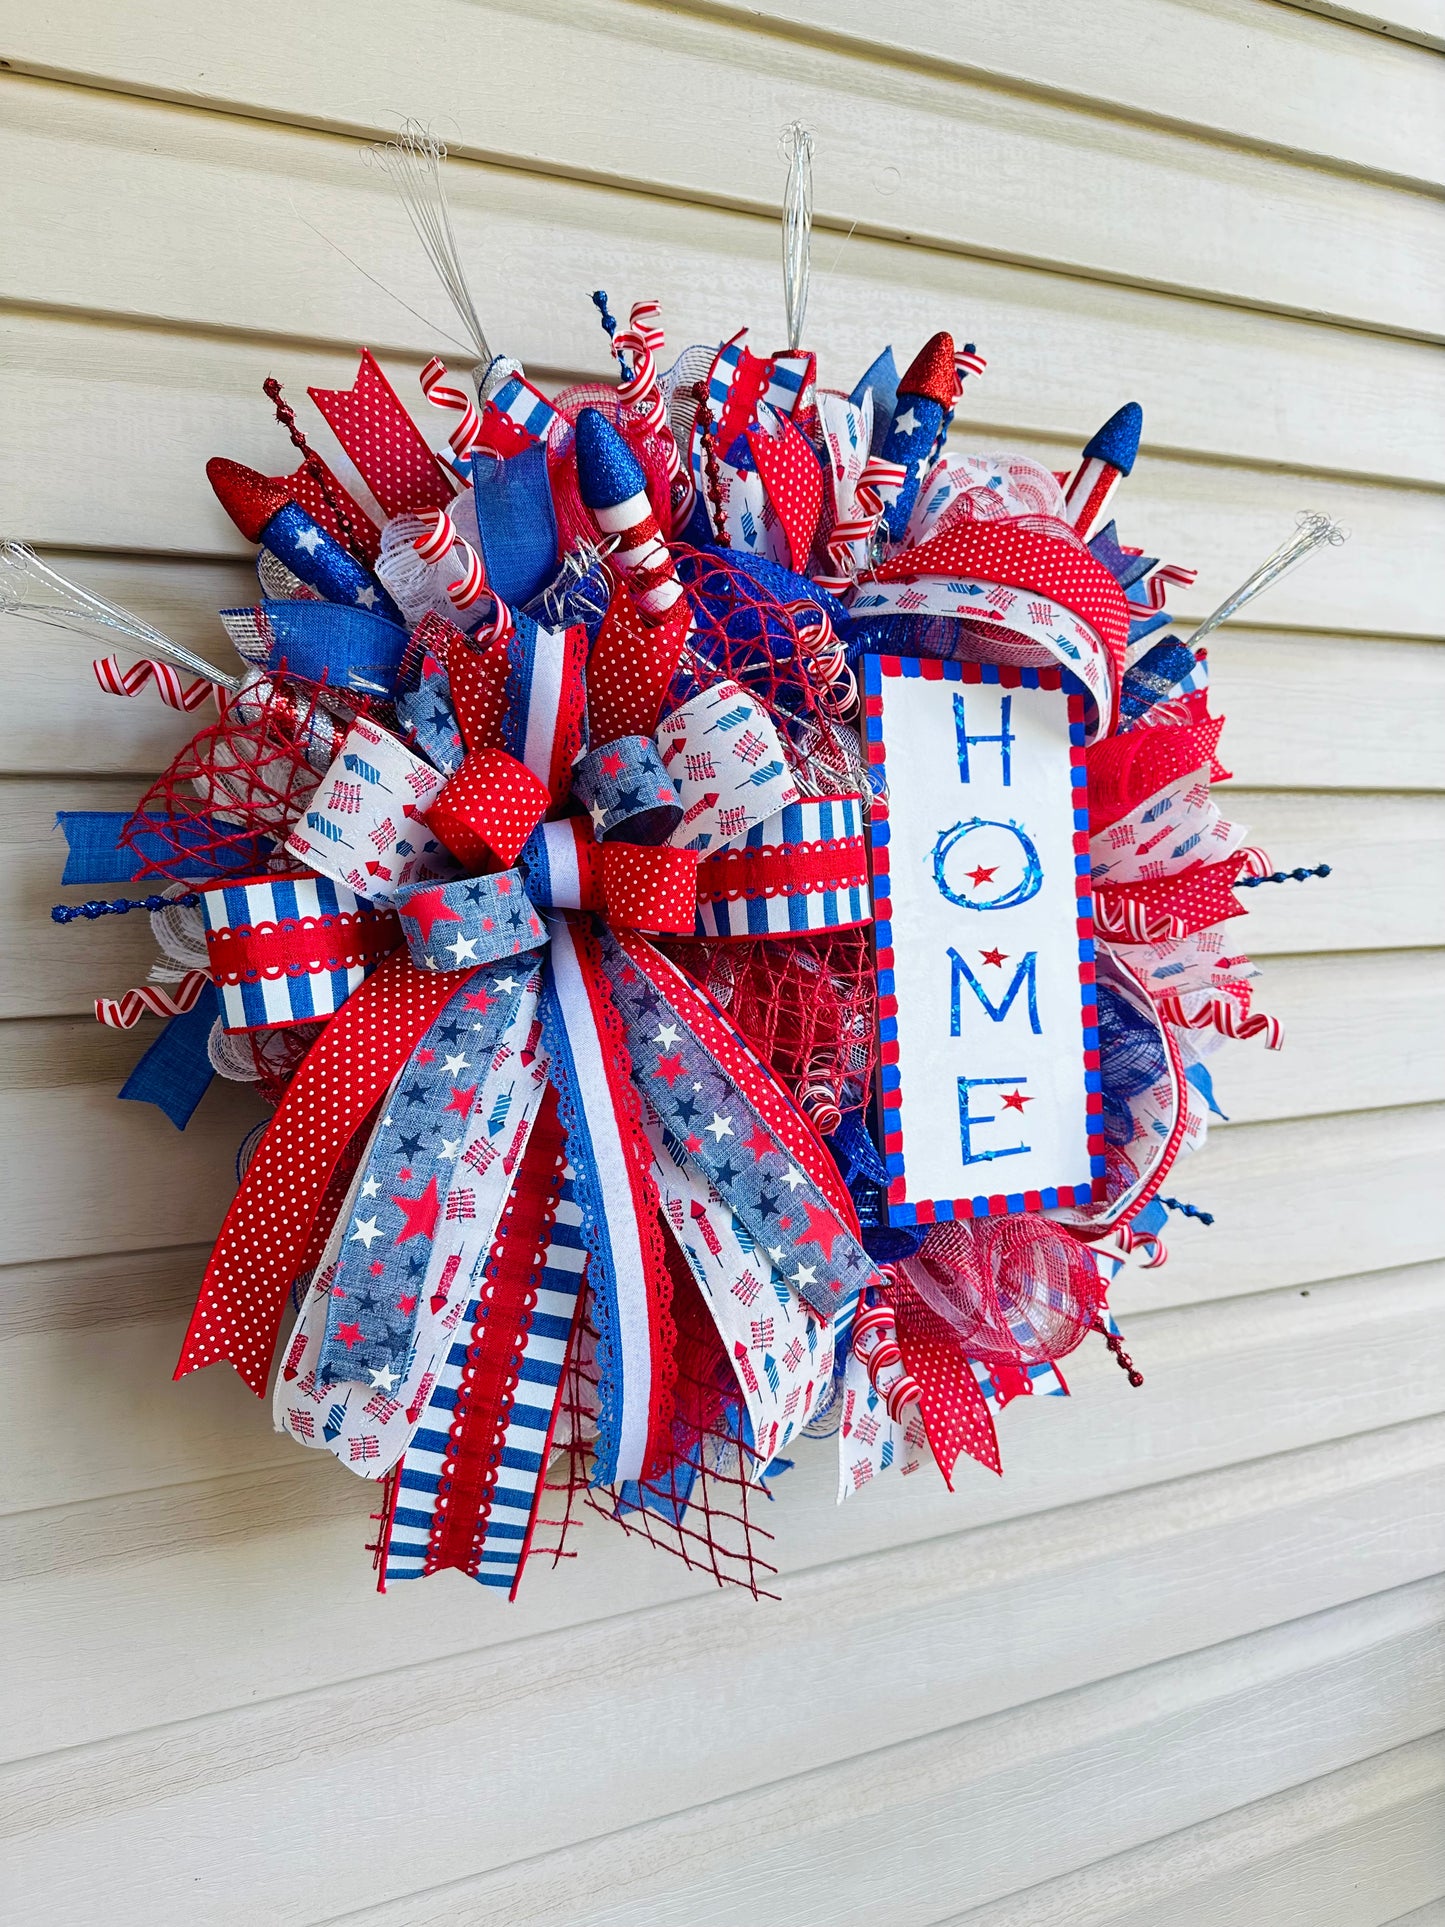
[9,133,1342,1600]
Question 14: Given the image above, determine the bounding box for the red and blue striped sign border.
[863,654,1106,1226]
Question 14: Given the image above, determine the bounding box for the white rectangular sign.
[864,656,1103,1225]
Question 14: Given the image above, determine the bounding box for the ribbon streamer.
[175,950,473,1393]
[95,967,211,1030]
[93,654,217,712]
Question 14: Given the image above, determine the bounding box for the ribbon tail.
[382,1087,580,1589]
[175,951,469,1395]
[275,962,551,1476]
[888,1281,1002,1483]
[539,919,675,1485]
[645,1112,837,1478]
[117,983,219,1130]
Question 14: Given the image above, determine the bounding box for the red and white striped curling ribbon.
[413,508,491,616]
[92,654,215,713]
[788,601,856,719]
[1092,894,1187,944]
[419,356,483,463]
[1156,991,1284,1051]
[852,1299,921,1422]
[1093,1221,1168,1269]
[1135,560,1197,612]
[95,967,211,1030]
[798,1049,844,1137]
[613,301,694,531]
[817,455,908,589]
[1235,846,1275,880]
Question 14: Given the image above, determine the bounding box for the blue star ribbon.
[316,959,540,1387]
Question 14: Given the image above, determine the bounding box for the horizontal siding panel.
[940,1734,1445,1926]
[6,579,1442,793]
[0,1047,262,1267]
[6,781,1436,1020]
[4,78,1444,486]
[5,1249,1442,1528]
[1110,1104,1445,1314]
[11,0,1444,187]
[1197,948,1445,1124]
[1,11,1441,337]
[337,1583,1445,1927]
[1217,792,1445,954]
[8,1575,1436,1925]
[0,1243,210,1341]
[696,0,1445,187]
[1289,0,1445,49]
[0,1411,1436,1832]
[1210,635,1445,793]
[0,949,1430,1271]
[4,317,1438,636]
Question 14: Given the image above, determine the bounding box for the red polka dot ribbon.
[308,350,455,519]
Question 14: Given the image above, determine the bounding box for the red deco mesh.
[546,385,679,553]
[119,676,343,881]
[659,551,876,1129]
[898,1217,1104,1368]
[535,1257,779,1598]
[666,931,876,1134]
[671,545,851,734]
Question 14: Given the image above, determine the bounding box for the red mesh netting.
[665,930,877,1133]
[897,1217,1104,1368]
[532,1263,778,1598]
[120,676,346,881]
[671,545,854,737]
[546,385,679,553]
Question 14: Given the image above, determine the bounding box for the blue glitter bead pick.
[1082,402,1144,475]
[574,406,646,510]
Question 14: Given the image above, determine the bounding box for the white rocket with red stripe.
[574,406,687,623]
[1063,401,1143,542]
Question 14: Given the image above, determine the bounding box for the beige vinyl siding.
[0,3,1442,1919]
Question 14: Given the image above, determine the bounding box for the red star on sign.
[445,1084,478,1116]
[391,1175,441,1243]
[797,1200,843,1260]
[336,1322,363,1348]
[980,948,1008,967]
[999,1089,1033,1112]
[403,888,462,943]
[745,1124,773,1163]
[967,865,998,887]
[655,1052,686,1087]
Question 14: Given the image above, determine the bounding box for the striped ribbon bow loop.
[693,795,872,940]
[198,875,403,1032]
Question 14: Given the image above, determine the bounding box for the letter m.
[949,948,1040,1034]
